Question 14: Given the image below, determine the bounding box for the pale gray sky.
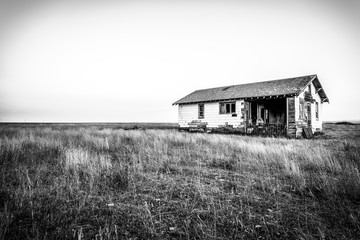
[0,0,359,122]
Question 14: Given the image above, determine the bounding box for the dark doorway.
[244,97,287,136]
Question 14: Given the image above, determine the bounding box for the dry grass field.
[0,123,359,239]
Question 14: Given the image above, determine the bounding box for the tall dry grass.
[0,124,359,239]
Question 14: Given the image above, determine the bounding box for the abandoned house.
[173,75,329,138]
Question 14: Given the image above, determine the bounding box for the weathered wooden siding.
[294,92,308,137]
[178,100,244,128]
[287,97,296,138]
[292,81,324,137]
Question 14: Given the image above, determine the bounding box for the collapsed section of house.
[173,75,329,138]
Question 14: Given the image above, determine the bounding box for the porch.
[243,97,288,137]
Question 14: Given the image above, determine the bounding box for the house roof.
[173,74,329,105]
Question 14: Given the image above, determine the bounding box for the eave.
[173,93,297,106]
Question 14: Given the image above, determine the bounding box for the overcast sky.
[0,0,359,122]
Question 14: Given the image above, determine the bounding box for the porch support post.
[286,97,289,135]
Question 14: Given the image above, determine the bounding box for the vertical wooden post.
[287,97,296,138]
[286,98,288,135]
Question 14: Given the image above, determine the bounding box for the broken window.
[226,104,231,113]
[219,102,236,114]
[198,104,204,119]
[299,98,305,119]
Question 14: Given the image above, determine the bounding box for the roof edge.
[173,93,296,105]
[172,74,323,105]
[185,74,318,93]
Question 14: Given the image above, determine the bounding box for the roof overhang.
[310,75,329,103]
[173,94,296,105]
[172,74,329,105]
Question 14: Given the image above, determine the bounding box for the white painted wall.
[310,85,322,131]
[178,104,198,128]
[178,100,244,128]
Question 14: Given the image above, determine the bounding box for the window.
[299,98,305,119]
[308,84,311,93]
[219,102,236,114]
[198,104,204,119]
[315,102,319,120]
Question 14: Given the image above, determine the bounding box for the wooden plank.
[287,97,296,126]
[303,127,313,139]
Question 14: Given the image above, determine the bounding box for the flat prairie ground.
[0,123,359,239]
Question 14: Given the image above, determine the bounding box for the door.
[251,103,257,125]
[307,103,311,127]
